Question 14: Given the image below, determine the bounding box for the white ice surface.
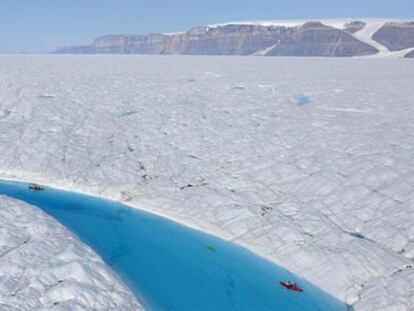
[0,196,143,310]
[0,55,414,310]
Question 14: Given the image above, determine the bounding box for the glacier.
[0,196,143,310]
[0,55,413,310]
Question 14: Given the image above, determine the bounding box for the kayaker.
[279,281,304,292]
[29,185,45,191]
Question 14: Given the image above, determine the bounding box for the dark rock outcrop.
[373,22,414,51]
[343,21,366,34]
[56,21,379,57]
[405,49,414,58]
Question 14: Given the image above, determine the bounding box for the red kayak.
[279,281,304,292]
[29,185,45,191]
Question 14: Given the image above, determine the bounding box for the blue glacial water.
[0,180,348,311]
[297,95,311,107]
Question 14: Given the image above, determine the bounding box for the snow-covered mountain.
[56,18,414,58]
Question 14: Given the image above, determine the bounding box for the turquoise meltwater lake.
[0,180,349,311]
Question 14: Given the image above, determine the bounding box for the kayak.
[29,185,45,191]
[280,281,304,292]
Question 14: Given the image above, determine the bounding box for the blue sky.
[0,0,413,53]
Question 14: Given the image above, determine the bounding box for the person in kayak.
[279,281,304,292]
[29,185,45,191]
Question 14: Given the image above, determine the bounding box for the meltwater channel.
[0,180,349,311]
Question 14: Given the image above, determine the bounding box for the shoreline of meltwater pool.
[0,178,349,311]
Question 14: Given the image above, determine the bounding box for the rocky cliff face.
[405,49,414,58]
[266,22,377,57]
[122,25,292,55]
[56,19,414,57]
[58,25,294,56]
[166,25,292,55]
[373,22,414,51]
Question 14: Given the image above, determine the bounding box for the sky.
[0,0,413,53]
